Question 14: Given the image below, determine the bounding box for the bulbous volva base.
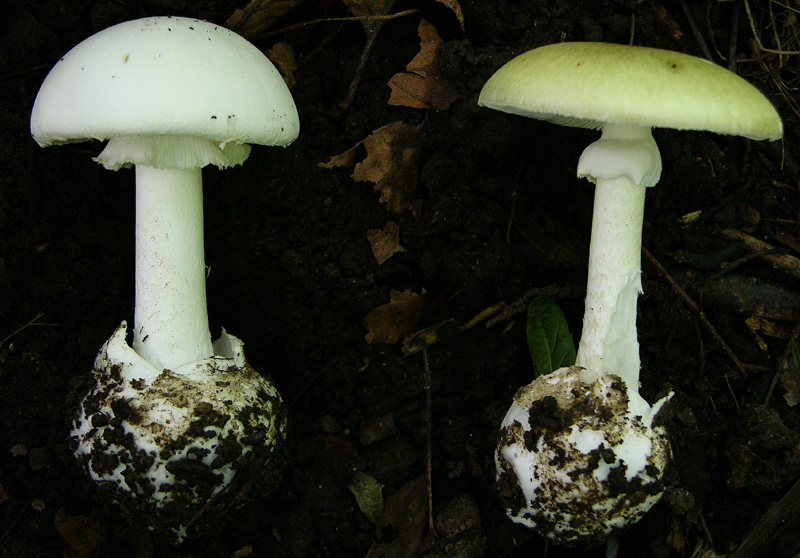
[495,366,671,546]
[70,322,287,543]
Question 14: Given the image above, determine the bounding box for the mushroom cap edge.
[478,42,782,141]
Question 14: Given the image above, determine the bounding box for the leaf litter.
[321,122,422,215]
[363,289,424,344]
[366,221,406,264]
[388,19,460,110]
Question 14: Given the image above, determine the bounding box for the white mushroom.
[479,42,782,544]
[30,16,299,542]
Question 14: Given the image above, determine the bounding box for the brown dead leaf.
[367,221,406,264]
[318,143,363,169]
[227,0,303,36]
[354,122,421,214]
[366,475,427,558]
[319,123,421,213]
[782,340,800,406]
[364,290,424,344]
[388,20,459,110]
[746,307,800,339]
[0,483,7,505]
[266,42,298,89]
[55,508,109,558]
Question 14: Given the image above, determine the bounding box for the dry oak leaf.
[227,0,303,36]
[367,221,406,264]
[388,19,459,110]
[318,142,362,169]
[266,42,298,89]
[354,122,421,214]
[364,289,424,344]
[320,122,421,214]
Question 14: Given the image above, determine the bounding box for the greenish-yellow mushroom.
[481,42,782,545]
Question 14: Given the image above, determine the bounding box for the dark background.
[2,0,800,556]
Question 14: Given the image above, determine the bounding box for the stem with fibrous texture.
[574,123,662,390]
[132,166,212,370]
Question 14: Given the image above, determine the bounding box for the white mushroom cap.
[478,42,782,141]
[30,16,299,152]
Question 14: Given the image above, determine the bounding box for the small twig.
[730,473,800,558]
[698,511,717,554]
[505,152,532,245]
[0,312,51,347]
[693,317,706,380]
[699,251,767,288]
[650,1,685,42]
[719,228,800,280]
[505,189,517,246]
[0,64,52,81]
[403,303,504,355]
[511,223,544,255]
[743,0,800,55]
[728,4,740,72]
[302,25,347,65]
[422,347,436,539]
[485,285,585,328]
[0,499,30,544]
[255,10,422,38]
[338,27,381,112]
[680,0,715,61]
[724,374,741,411]
[629,12,636,45]
[286,362,334,410]
[642,247,747,376]
[335,7,420,112]
[0,473,53,545]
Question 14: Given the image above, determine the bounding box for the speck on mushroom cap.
[31,16,299,148]
[479,42,782,141]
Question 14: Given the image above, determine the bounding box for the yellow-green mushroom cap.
[479,42,782,141]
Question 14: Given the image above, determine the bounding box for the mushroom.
[30,16,299,542]
[479,42,782,544]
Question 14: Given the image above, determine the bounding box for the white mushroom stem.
[574,123,662,389]
[132,165,213,370]
[94,135,252,371]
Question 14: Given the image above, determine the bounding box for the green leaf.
[526,296,576,378]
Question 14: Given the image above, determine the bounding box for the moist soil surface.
[2,1,800,557]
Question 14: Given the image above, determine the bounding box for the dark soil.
[2,1,800,557]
